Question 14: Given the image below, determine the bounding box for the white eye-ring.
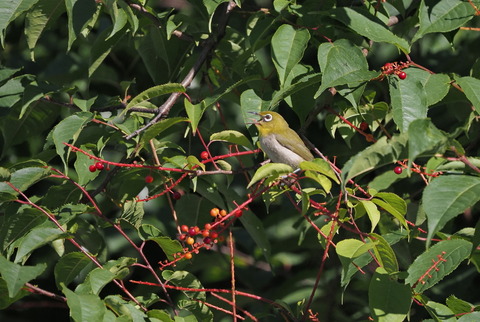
[263,114,273,122]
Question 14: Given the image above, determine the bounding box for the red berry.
[234,210,243,218]
[203,237,212,244]
[145,175,154,183]
[204,223,212,230]
[359,121,369,132]
[383,62,393,71]
[210,231,218,239]
[200,151,209,160]
[394,166,403,174]
[89,165,97,172]
[188,227,197,236]
[172,191,181,200]
[181,225,189,232]
[398,71,407,80]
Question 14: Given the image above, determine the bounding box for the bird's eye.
[263,114,273,122]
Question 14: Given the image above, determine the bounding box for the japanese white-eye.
[251,111,314,168]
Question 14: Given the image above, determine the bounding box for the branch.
[126,1,237,140]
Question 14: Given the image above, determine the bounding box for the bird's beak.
[246,111,261,125]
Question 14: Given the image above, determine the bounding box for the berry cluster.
[381,61,409,80]
[179,223,221,248]
[89,161,106,172]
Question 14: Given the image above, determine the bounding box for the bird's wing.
[274,128,314,161]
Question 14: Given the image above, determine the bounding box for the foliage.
[1,0,480,321]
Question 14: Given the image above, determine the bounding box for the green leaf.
[25,0,65,60]
[389,73,427,132]
[372,192,408,229]
[210,130,253,149]
[14,225,68,263]
[51,112,93,172]
[369,267,411,322]
[329,7,410,53]
[89,25,126,77]
[141,117,188,144]
[300,159,339,183]
[455,76,480,114]
[406,239,471,293]
[125,83,185,112]
[63,286,107,321]
[162,270,206,300]
[0,166,50,195]
[120,200,144,229]
[369,233,399,274]
[270,72,321,109]
[184,99,206,134]
[54,252,91,289]
[360,200,380,233]
[0,255,46,297]
[446,295,474,315]
[407,118,448,168]
[271,24,310,85]
[413,0,477,42]
[341,134,408,186]
[247,163,293,188]
[238,210,271,264]
[0,0,40,47]
[241,89,270,125]
[315,39,379,97]
[149,236,184,262]
[423,73,451,107]
[423,175,480,246]
[304,171,332,193]
[65,0,98,50]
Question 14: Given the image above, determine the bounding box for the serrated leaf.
[304,171,332,193]
[184,99,206,134]
[372,192,408,229]
[300,159,339,183]
[423,175,480,246]
[369,267,411,322]
[162,270,205,300]
[361,200,380,233]
[407,118,448,168]
[141,117,187,144]
[247,163,293,188]
[210,130,253,149]
[369,233,399,274]
[1,167,50,196]
[316,39,379,97]
[65,0,98,51]
[52,112,92,173]
[388,74,427,132]
[125,83,185,112]
[341,134,408,186]
[63,286,107,321]
[455,76,480,114]
[149,236,183,262]
[0,255,46,297]
[15,226,68,263]
[271,24,310,85]
[89,25,126,77]
[413,0,477,42]
[120,200,144,229]
[25,0,65,60]
[330,7,410,53]
[54,252,91,289]
[406,239,471,292]
[0,0,40,47]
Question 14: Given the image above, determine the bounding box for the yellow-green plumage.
[252,111,314,168]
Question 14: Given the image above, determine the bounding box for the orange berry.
[184,253,193,260]
[210,208,220,217]
[204,223,212,230]
[202,230,210,237]
[219,209,227,217]
[186,237,195,245]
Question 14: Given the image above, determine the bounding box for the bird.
[250,111,314,168]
